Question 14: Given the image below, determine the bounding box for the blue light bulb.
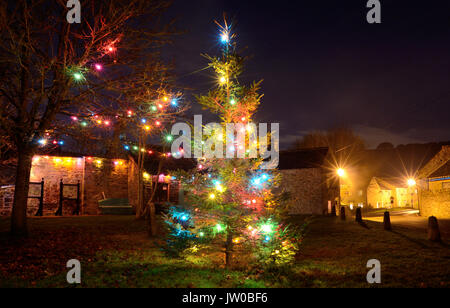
[221,33,229,43]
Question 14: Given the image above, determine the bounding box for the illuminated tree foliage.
[164,20,298,268]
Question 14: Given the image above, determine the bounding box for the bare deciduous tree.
[0,0,178,236]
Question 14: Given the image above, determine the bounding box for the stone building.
[418,146,450,218]
[0,152,190,216]
[338,143,446,210]
[278,148,336,215]
[0,155,136,216]
[366,177,416,209]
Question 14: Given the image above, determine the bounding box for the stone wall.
[0,155,131,216]
[30,156,85,215]
[420,189,450,219]
[127,157,139,210]
[280,168,328,215]
[0,186,40,216]
[83,158,129,215]
[0,186,15,216]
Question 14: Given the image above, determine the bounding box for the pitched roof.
[373,177,407,190]
[418,146,450,178]
[351,143,446,189]
[278,147,328,170]
[429,160,450,178]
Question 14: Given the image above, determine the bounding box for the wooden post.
[340,207,346,221]
[73,180,81,216]
[355,207,363,223]
[55,179,63,216]
[147,202,157,237]
[428,216,441,242]
[35,178,44,217]
[383,211,392,231]
[167,183,170,203]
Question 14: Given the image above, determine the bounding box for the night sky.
[162,0,450,149]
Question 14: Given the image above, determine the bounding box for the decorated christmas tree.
[164,20,298,268]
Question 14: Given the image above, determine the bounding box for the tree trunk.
[225,231,233,268]
[135,136,145,219]
[11,149,33,236]
[147,202,157,237]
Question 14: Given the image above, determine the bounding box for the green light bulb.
[73,72,83,81]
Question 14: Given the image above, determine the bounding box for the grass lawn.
[0,215,449,288]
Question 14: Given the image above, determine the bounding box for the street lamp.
[407,178,416,187]
[407,178,417,209]
[337,168,346,210]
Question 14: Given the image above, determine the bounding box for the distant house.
[366,177,416,209]
[417,146,450,218]
[338,143,446,210]
[278,148,337,215]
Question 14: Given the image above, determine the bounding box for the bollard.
[383,211,392,231]
[428,216,441,242]
[355,207,363,223]
[340,207,346,221]
[331,205,337,217]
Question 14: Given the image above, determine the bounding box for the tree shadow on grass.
[389,230,431,249]
[391,229,450,250]
[358,220,370,229]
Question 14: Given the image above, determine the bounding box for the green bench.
[98,199,134,215]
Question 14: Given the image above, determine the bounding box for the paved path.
[365,215,450,238]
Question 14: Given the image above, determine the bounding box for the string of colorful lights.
[36,38,183,154]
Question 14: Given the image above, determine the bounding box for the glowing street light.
[407,178,417,187]
[407,178,418,209]
[336,168,346,212]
